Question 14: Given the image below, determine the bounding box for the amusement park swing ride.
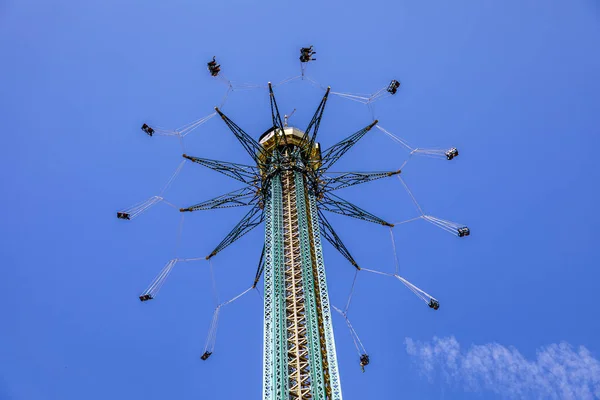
[118,46,469,400]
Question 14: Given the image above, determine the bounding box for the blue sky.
[1,1,599,399]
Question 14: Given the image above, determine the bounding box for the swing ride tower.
[259,124,341,400]
[186,83,397,400]
[119,50,470,400]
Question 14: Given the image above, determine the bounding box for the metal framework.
[119,52,470,399]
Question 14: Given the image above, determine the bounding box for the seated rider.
[359,354,369,372]
[208,56,221,76]
[300,46,316,62]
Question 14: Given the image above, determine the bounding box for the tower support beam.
[263,150,343,400]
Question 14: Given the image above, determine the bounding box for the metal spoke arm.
[319,210,360,270]
[300,86,331,152]
[267,83,288,149]
[215,107,264,164]
[252,244,266,288]
[320,120,378,172]
[319,192,394,227]
[180,186,259,212]
[182,154,259,185]
[206,205,264,259]
[321,170,401,192]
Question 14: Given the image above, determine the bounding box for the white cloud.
[404,336,600,399]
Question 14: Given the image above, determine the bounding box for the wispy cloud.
[405,336,600,399]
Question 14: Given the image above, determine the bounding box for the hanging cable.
[141,112,216,139]
[304,76,328,91]
[273,76,302,87]
[139,259,178,301]
[229,81,268,91]
[360,267,440,310]
[176,256,205,262]
[367,102,375,121]
[203,306,221,355]
[392,216,423,226]
[344,269,359,314]
[329,85,391,105]
[178,133,186,154]
[422,215,470,237]
[395,275,438,306]
[117,160,185,220]
[216,74,232,87]
[208,258,219,306]
[202,286,254,358]
[159,160,186,196]
[360,267,394,277]
[329,91,371,104]
[332,306,367,357]
[377,125,459,161]
[174,214,185,258]
[345,314,367,357]
[219,87,232,109]
[177,113,217,138]
[389,227,400,275]
[410,148,448,159]
[117,196,163,220]
[367,86,391,103]
[375,125,413,152]
[397,176,425,216]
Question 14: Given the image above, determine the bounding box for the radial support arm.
[267,83,288,149]
[321,170,401,192]
[180,186,259,212]
[253,244,266,288]
[319,192,394,227]
[319,210,360,270]
[301,87,331,152]
[183,154,259,185]
[320,120,378,172]
[206,205,264,259]
[215,107,264,164]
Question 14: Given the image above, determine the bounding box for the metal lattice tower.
[261,129,342,399]
[120,57,470,398]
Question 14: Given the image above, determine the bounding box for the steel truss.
[321,170,401,192]
[319,120,378,173]
[319,192,394,227]
[318,210,360,270]
[180,186,259,212]
[206,204,264,259]
[183,154,259,185]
